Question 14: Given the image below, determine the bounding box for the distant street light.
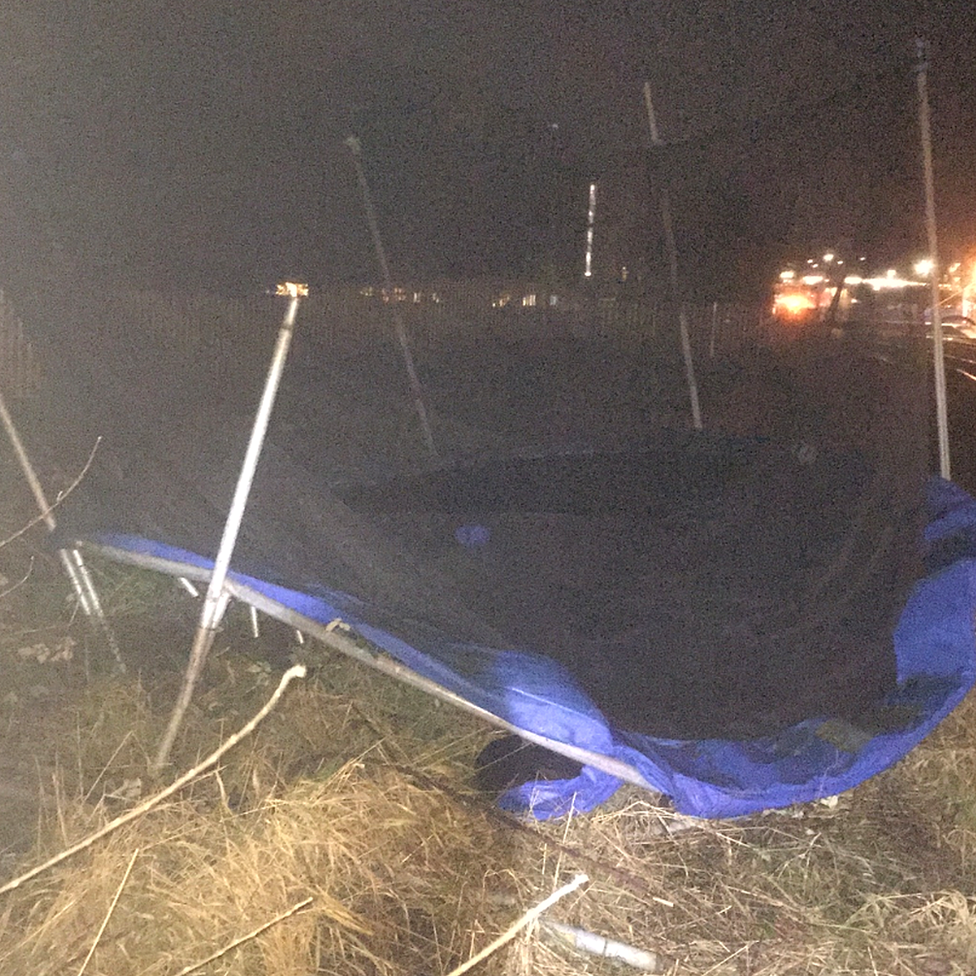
[583,182,597,278]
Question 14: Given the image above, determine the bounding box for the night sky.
[0,1,972,297]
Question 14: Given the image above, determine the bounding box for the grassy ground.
[0,556,974,975]
[0,324,968,974]
[0,456,975,974]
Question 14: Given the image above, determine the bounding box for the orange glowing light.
[773,290,817,317]
[275,282,309,297]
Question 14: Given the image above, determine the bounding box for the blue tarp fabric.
[90,476,976,820]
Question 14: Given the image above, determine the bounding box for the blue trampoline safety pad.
[88,476,976,820]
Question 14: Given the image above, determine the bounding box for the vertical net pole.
[642,82,702,430]
[916,38,950,480]
[0,386,124,670]
[345,136,438,458]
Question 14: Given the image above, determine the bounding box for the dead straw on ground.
[0,548,975,976]
[0,301,969,973]
[0,637,974,976]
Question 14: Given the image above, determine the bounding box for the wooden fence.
[5,277,939,399]
[87,281,770,367]
[0,279,775,406]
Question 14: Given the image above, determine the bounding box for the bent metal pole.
[0,386,124,671]
[152,283,307,774]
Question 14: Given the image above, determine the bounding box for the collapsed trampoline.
[12,286,976,820]
[74,444,976,820]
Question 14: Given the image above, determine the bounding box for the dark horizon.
[0,2,971,300]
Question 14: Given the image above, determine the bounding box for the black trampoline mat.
[341,436,907,739]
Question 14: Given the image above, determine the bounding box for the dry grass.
[1,442,976,974]
[0,629,975,976]
[1,294,970,973]
[0,654,516,976]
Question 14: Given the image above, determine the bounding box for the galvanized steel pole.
[345,136,438,457]
[916,38,950,480]
[643,82,702,430]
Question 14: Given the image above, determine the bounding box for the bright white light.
[823,252,835,263]
[865,274,923,291]
[915,258,934,277]
[583,182,597,278]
